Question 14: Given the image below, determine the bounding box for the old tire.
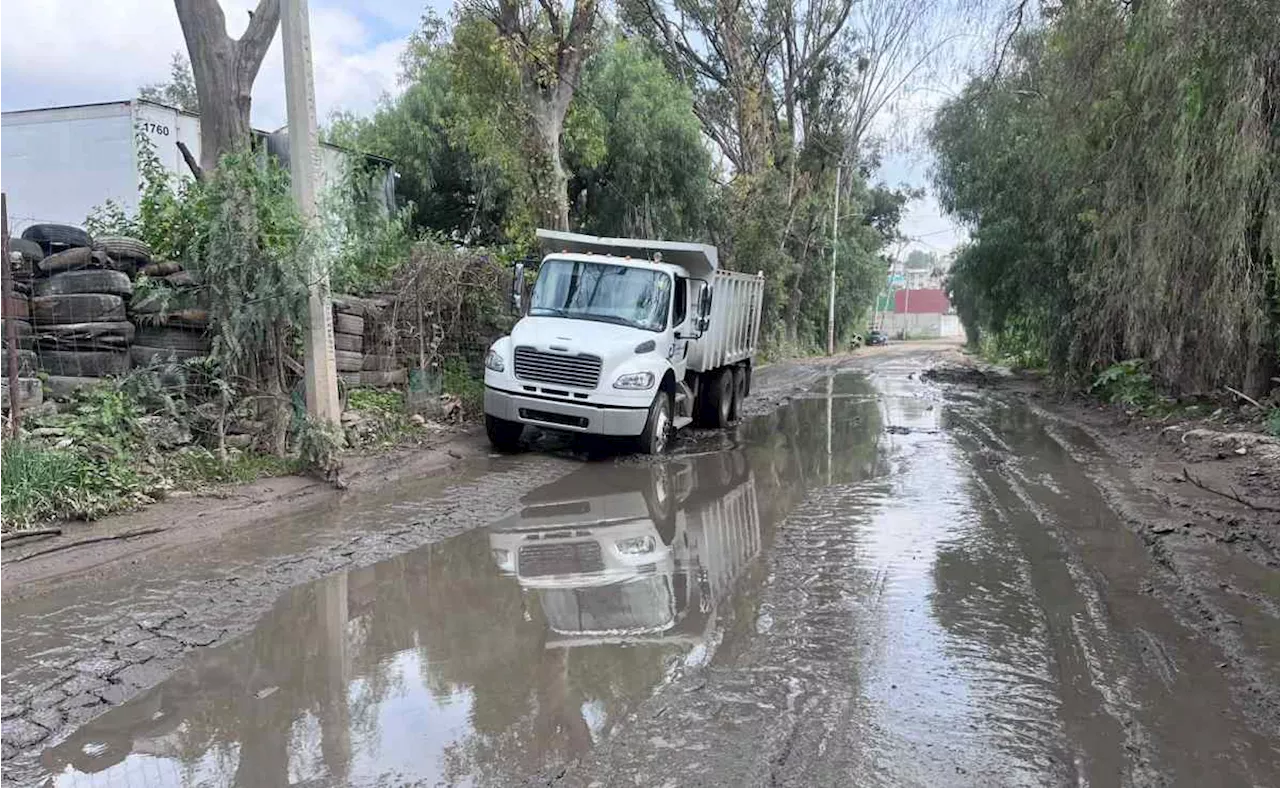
[334,332,363,353]
[0,377,43,410]
[37,248,112,275]
[130,345,205,367]
[360,368,407,387]
[34,270,133,298]
[160,271,200,288]
[636,391,672,455]
[34,321,135,350]
[3,294,30,319]
[728,365,747,422]
[38,349,130,377]
[43,375,107,400]
[336,350,363,373]
[485,414,524,453]
[93,236,152,263]
[0,349,38,376]
[10,238,45,263]
[362,353,399,371]
[31,294,126,325]
[21,223,91,255]
[141,261,183,277]
[333,313,364,336]
[135,326,211,352]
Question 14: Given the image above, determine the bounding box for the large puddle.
[30,373,888,786]
[21,360,1280,786]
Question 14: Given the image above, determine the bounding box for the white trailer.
[0,99,394,233]
[482,229,765,454]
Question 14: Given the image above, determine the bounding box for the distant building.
[880,288,964,340]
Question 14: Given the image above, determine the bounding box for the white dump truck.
[483,230,764,453]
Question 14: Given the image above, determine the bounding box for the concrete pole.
[826,165,840,355]
[282,0,342,426]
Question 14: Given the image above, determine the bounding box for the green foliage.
[444,359,485,416]
[86,132,197,263]
[320,158,416,294]
[932,0,1280,397]
[1268,408,1280,438]
[570,38,713,239]
[348,388,405,414]
[1,442,146,529]
[1090,360,1159,408]
[138,52,200,113]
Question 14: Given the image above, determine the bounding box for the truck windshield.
[530,259,670,332]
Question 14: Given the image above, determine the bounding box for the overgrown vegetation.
[932,0,1279,400]
[327,9,915,353]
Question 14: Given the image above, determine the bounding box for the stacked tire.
[2,267,40,409]
[130,261,212,368]
[332,300,365,388]
[23,225,135,383]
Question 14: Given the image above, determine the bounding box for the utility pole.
[282,0,341,426]
[827,165,840,355]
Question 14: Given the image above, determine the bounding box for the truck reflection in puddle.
[33,452,764,788]
[489,452,761,650]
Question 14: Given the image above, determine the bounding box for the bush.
[1,442,146,528]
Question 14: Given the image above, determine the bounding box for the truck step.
[673,415,693,430]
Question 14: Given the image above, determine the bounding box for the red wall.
[893,289,950,314]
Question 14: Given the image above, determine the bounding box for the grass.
[1,442,149,529]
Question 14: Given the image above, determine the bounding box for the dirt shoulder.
[926,356,1280,737]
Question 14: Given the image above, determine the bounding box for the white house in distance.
[1,99,394,233]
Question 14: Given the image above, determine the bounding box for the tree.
[139,52,201,113]
[569,38,713,239]
[470,0,601,230]
[174,0,281,173]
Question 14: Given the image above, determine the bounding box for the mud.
[4,343,1279,786]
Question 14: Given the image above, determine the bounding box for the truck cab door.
[669,276,692,380]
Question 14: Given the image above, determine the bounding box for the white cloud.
[0,0,409,130]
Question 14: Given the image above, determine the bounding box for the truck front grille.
[514,346,602,389]
[519,541,604,577]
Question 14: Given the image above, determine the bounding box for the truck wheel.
[728,366,748,421]
[486,414,525,453]
[704,369,733,428]
[637,391,672,455]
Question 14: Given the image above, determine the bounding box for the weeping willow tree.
[932,0,1280,396]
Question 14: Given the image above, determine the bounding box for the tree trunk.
[492,0,598,231]
[174,0,281,172]
[529,95,572,231]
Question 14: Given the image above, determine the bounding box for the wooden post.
[2,193,22,435]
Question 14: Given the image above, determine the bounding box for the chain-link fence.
[2,206,515,427]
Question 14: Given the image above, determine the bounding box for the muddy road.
[4,345,1279,786]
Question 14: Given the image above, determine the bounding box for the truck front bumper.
[485,386,650,437]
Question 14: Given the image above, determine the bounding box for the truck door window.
[673,277,688,327]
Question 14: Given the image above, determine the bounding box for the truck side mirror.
[511,261,525,314]
[698,288,712,331]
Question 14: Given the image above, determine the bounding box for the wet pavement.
[6,352,1280,786]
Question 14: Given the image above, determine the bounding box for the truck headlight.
[485,349,505,372]
[613,371,655,390]
[615,535,656,554]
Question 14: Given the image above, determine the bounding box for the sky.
[0,0,965,257]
